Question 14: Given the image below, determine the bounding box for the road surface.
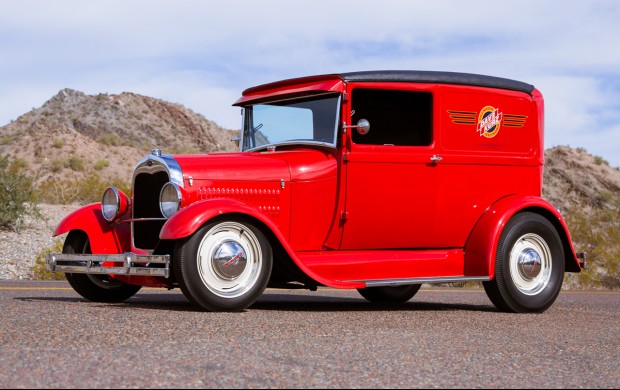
[0,281,618,388]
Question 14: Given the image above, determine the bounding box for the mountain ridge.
[0,88,238,184]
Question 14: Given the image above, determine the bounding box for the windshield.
[242,93,341,151]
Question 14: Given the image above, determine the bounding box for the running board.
[356,276,490,288]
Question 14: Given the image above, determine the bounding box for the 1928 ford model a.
[47,71,585,312]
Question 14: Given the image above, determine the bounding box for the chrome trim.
[239,108,245,152]
[509,233,552,296]
[124,218,168,222]
[101,186,121,222]
[577,252,587,269]
[132,154,184,188]
[248,140,338,153]
[46,253,171,278]
[356,276,490,287]
[132,153,184,251]
[159,182,183,219]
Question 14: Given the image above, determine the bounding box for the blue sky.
[1,0,619,166]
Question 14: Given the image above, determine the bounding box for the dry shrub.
[564,191,620,289]
[0,156,39,232]
[32,239,66,280]
[37,174,130,205]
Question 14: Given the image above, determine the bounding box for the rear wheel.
[357,284,421,303]
[63,231,142,302]
[174,219,273,312]
[483,212,564,313]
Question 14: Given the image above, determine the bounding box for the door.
[340,87,441,250]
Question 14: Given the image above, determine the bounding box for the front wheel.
[357,284,421,303]
[174,219,273,312]
[63,231,142,302]
[483,212,564,313]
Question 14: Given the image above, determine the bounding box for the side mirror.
[231,135,241,149]
[356,119,370,135]
[344,119,371,135]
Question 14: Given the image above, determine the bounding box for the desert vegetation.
[0,156,39,232]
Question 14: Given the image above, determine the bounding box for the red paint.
[300,249,464,282]
[54,203,130,254]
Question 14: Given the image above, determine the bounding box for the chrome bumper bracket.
[576,252,587,269]
[46,253,171,278]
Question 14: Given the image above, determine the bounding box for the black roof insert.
[341,71,535,94]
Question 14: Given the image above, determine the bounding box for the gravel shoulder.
[0,204,78,280]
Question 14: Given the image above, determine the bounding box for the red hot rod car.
[47,71,585,312]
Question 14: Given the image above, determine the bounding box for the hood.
[173,148,337,183]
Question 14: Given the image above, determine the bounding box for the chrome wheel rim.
[197,222,262,298]
[509,233,552,296]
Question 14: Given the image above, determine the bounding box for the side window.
[351,89,433,146]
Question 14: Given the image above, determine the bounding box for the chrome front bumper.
[46,253,171,278]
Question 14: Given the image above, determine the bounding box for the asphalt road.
[0,281,618,389]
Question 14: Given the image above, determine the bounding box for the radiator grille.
[132,171,169,250]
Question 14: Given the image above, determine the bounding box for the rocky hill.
[0,89,237,185]
[543,146,620,212]
[543,146,620,289]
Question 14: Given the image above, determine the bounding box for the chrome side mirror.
[344,119,371,135]
[231,135,242,149]
[356,119,370,135]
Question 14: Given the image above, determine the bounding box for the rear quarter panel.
[434,85,543,248]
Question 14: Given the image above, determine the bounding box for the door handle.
[430,155,443,163]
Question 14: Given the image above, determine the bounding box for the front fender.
[160,199,362,289]
[464,195,581,279]
[53,203,131,254]
[159,199,284,240]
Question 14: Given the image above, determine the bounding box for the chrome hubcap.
[213,240,248,280]
[518,248,542,279]
[509,233,552,296]
[197,222,262,299]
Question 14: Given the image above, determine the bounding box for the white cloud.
[0,0,619,165]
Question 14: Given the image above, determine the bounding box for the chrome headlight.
[101,186,130,222]
[159,182,182,219]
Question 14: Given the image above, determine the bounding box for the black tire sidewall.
[358,284,421,303]
[63,231,141,303]
[495,212,564,312]
[178,219,273,312]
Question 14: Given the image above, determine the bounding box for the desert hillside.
[543,146,620,289]
[543,146,620,212]
[0,89,237,185]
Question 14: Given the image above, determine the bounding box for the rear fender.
[53,203,131,254]
[160,199,363,289]
[464,195,582,279]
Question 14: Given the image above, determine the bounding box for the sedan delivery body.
[47,71,584,312]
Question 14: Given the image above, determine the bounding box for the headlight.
[159,182,182,219]
[101,187,130,222]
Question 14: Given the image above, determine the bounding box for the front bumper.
[46,253,171,278]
